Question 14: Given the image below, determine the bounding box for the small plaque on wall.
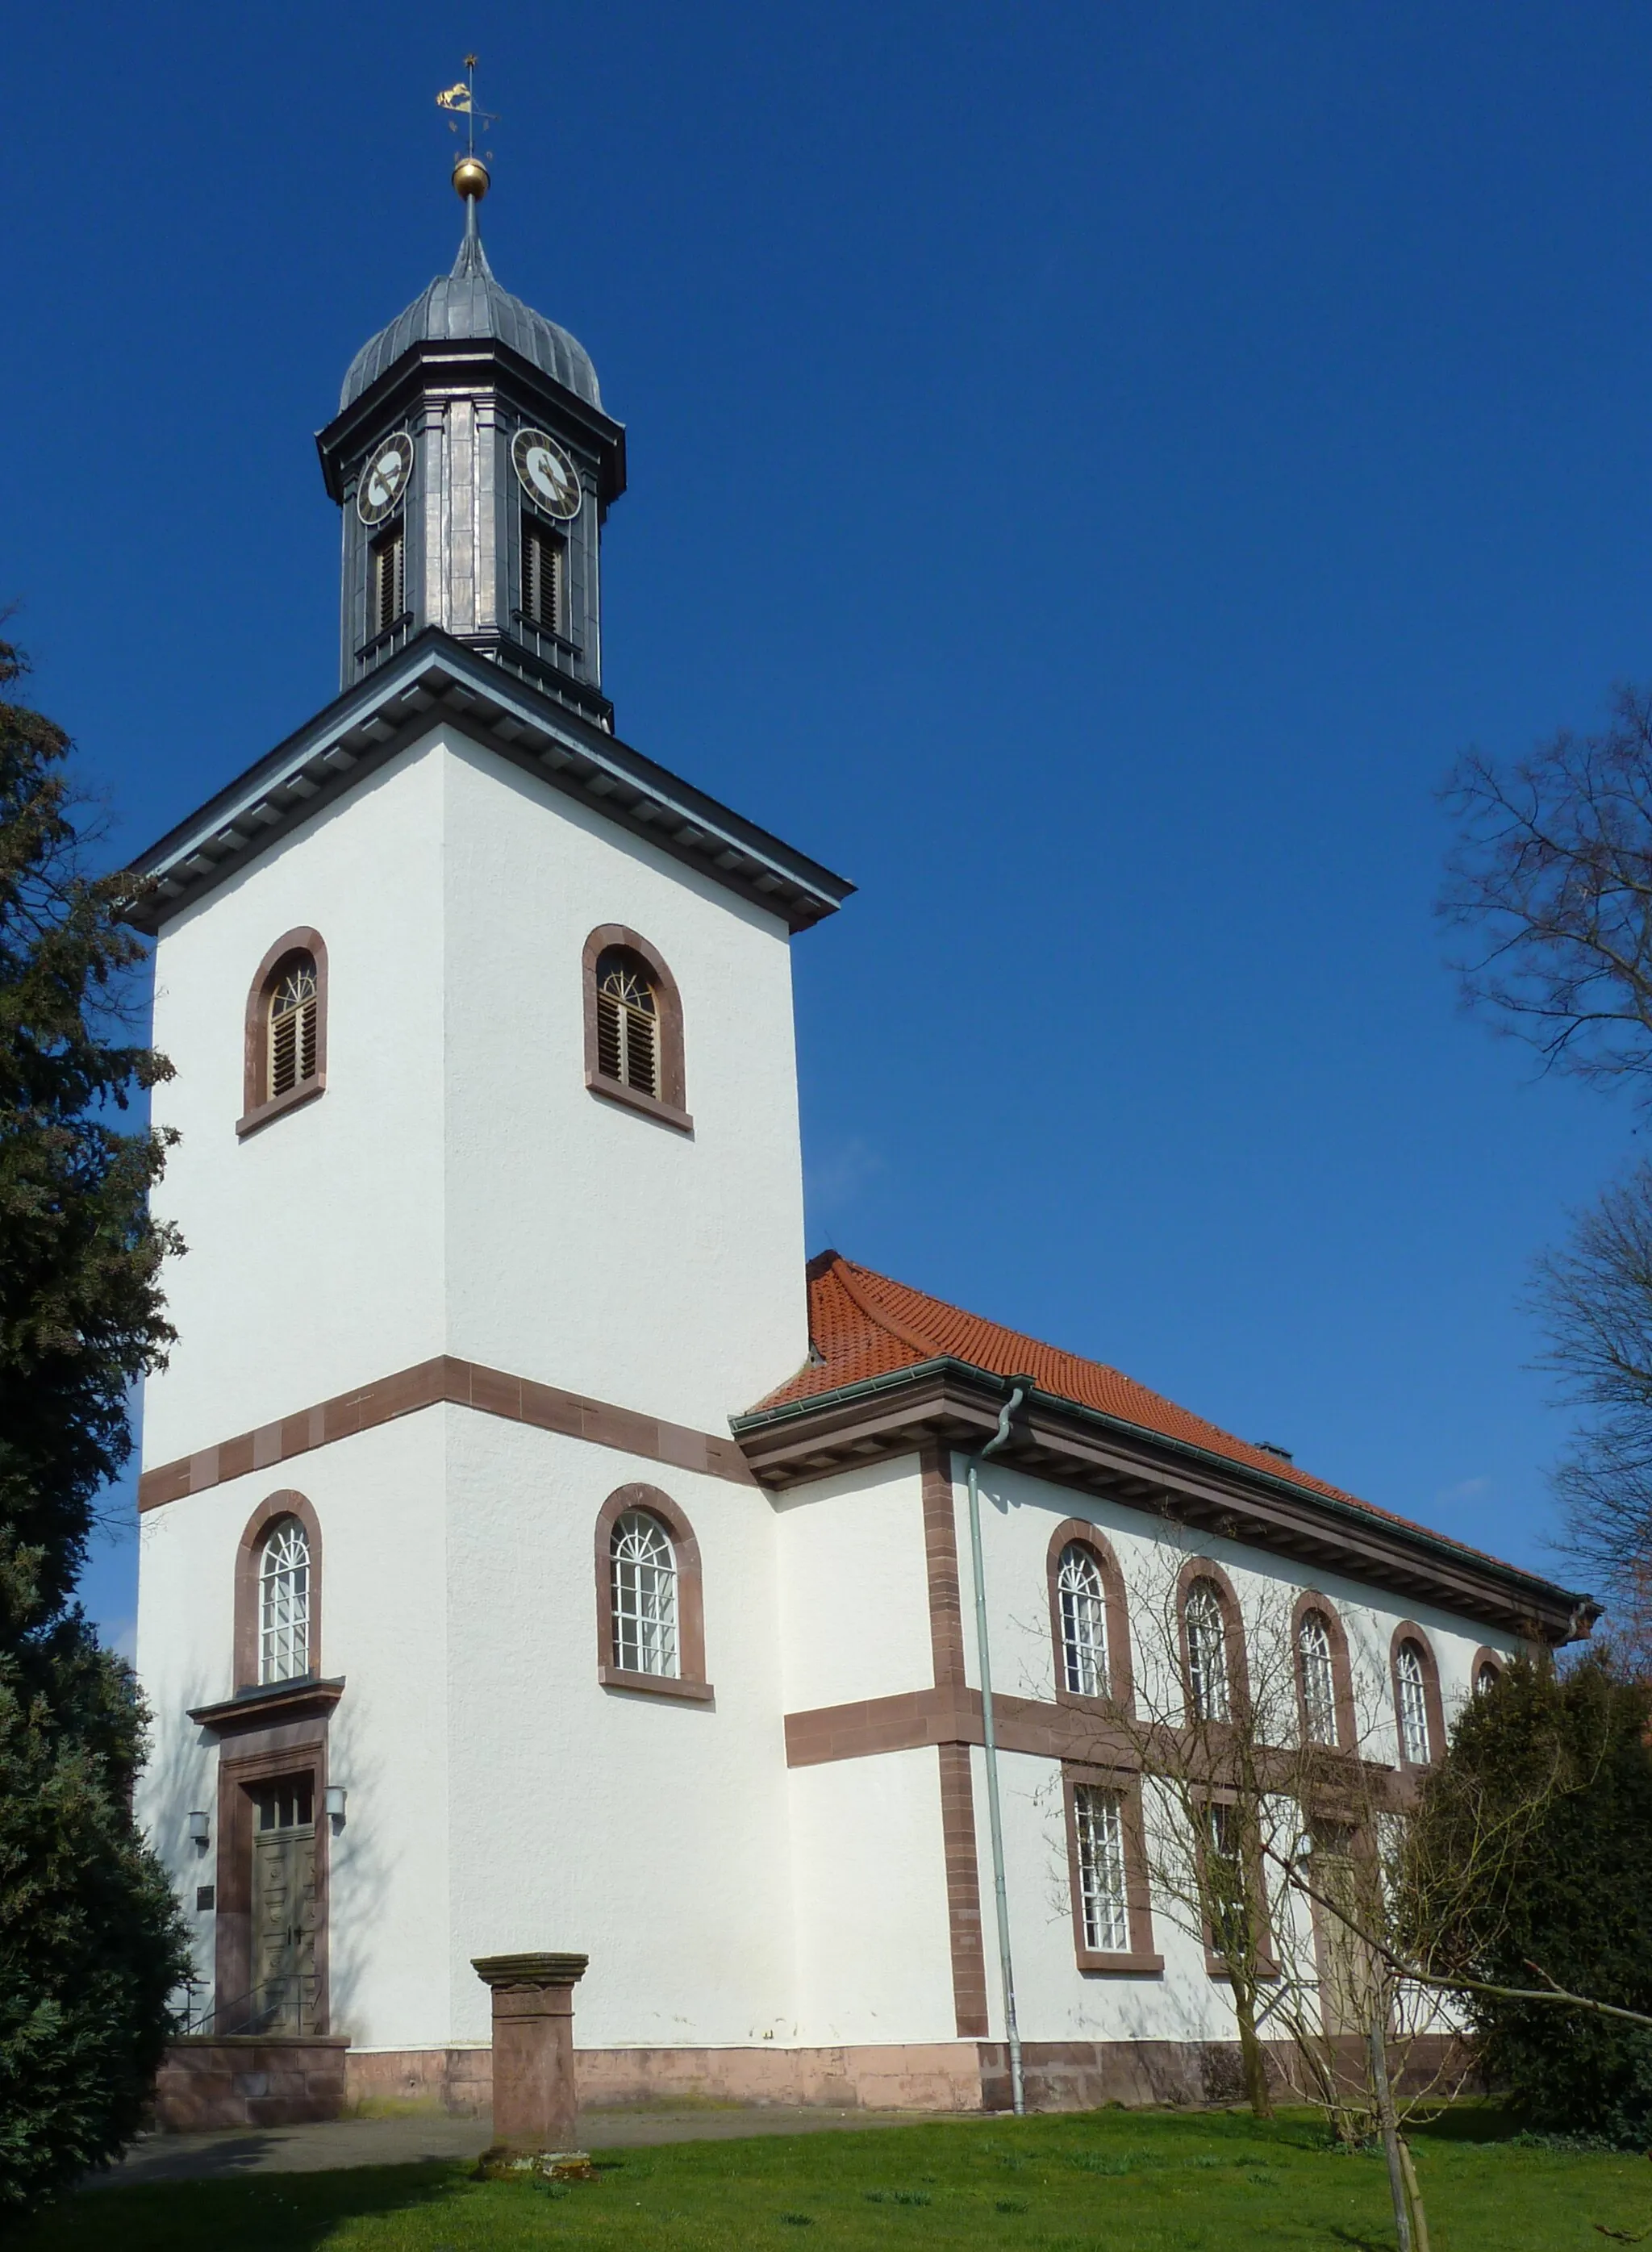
[195,1885,215,1912]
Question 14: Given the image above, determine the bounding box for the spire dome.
[339,223,601,414]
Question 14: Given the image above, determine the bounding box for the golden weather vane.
[436,52,499,196]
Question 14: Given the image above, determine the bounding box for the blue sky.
[6,1,1649,1649]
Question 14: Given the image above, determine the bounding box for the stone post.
[473,1951,589,2168]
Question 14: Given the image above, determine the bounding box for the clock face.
[357,433,413,526]
[512,427,582,519]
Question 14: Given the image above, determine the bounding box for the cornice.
[188,1677,345,1733]
[732,1359,1592,1644]
[124,629,853,936]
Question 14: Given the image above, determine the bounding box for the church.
[132,153,1590,2124]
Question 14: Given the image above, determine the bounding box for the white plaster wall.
[144,722,811,1474]
[774,1461,934,1712]
[440,741,811,1430]
[144,743,449,1467]
[786,1749,958,2046]
[134,1415,450,2045]
[439,1419,795,2050]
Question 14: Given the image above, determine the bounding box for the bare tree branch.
[1440,684,1652,1098]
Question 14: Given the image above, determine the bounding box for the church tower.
[132,136,850,2066]
[318,156,626,729]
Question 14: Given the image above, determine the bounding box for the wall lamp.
[186,1810,211,1850]
[324,1785,347,1831]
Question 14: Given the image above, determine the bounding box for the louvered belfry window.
[522,513,562,633]
[268,955,319,1100]
[594,947,660,1098]
[370,523,404,636]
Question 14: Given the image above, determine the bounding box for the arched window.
[582,924,690,1131]
[594,1483,711,1699]
[240,928,328,1134]
[611,1509,678,1678]
[1046,1520,1133,1709]
[1477,1661,1501,1695]
[1395,1640,1432,1764]
[1057,1543,1108,1698]
[1184,1579,1231,1722]
[595,949,659,1098]
[232,1491,323,1695]
[1297,1608,1338,1746]
[259,1518,311,1684]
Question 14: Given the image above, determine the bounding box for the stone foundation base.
[340,2033,1473,2121]
[155,2036,351,2129]
[155,2033,1474,2131]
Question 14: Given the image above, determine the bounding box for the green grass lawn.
[19,2107,1652,2251]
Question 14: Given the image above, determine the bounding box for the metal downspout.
[966,1378,1029,2115]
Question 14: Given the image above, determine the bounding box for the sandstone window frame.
[1471,1646,1507,1696]
[581,924,691,1132]
[1045,1518,1133,1711]
[233,1491,323,1695]
[239,927,328,1136]
[1177,1559,1248,1725]
[1193,1783,1281,1983]
[1389,1621,1446,1771]
[1061,1762,1162,1975]
[1291,1590,1357,1751]
[594,1483,711,1703]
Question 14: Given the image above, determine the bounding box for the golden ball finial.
[453,152,490,202]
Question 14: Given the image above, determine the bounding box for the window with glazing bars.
[611,1510,678,1676]
[268,957,319,1099]
[259,1520,311,1684]
[1204,1799,1253,1959]
[522,515,563,633]
[1297,1609,1338,1745]
[1184,1581,1230,1721]
[369,522,404,636]
[594,949,659,1097]
[1058,1542,1109,1697]
[1074,1785,1130,1954]
[1395,1640,1432,1763]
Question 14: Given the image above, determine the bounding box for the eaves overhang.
[124,627,854,936]
[732,1358,1595,1645]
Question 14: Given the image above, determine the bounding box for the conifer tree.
[0,638,188,2216]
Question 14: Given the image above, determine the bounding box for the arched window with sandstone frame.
[1045,1519,1133,1709]
[1176,1562,1247,1726]
[581,924,690,1131]
[240,927,329,1135]
[1389,1623,1446,1770]
[593,1484,711,1700]
[1291,1591,1356,1750]
[232,1491,323,1693]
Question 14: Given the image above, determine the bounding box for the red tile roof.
[750,1249,1465,1551]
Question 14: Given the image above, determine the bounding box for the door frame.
[213,1724,332,2034]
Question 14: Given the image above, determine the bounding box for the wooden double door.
[251,1777,321,2034]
